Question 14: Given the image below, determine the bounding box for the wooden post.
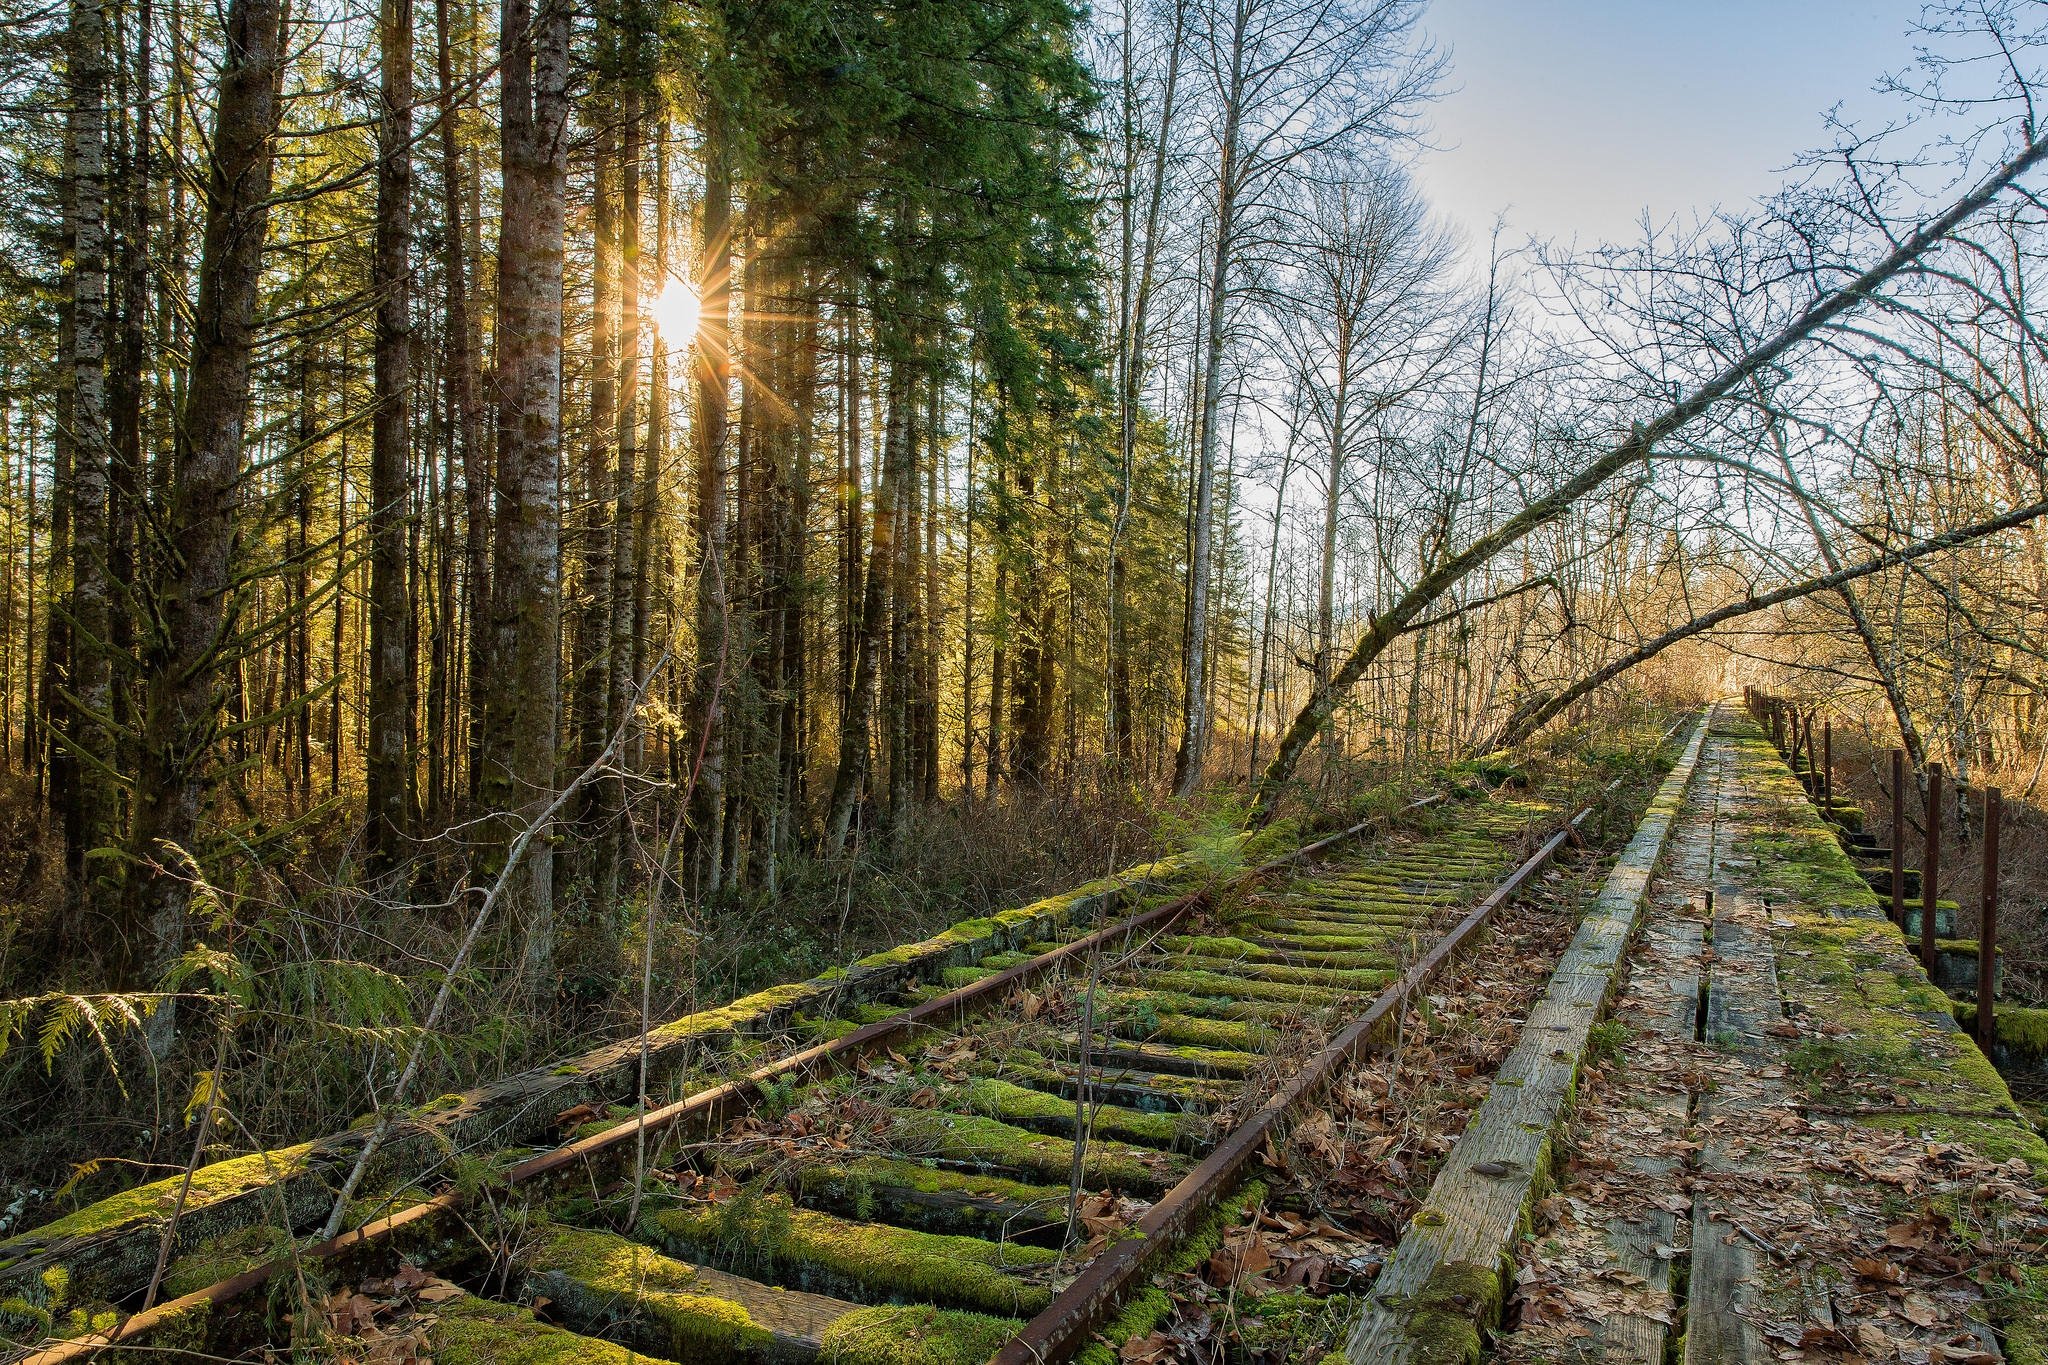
[1922,762,1943,973]
[1977,787,2000,1054]
[1890,748,1905,928]
[1822,719,1832,808]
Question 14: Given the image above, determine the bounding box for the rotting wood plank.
[1338,710,1709,1365]
[1590,914,1702,1365]
[1684,898,1787,1365]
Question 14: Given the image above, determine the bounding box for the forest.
[2,0,2048,1256]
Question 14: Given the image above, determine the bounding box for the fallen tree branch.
[1481,492,2048,751]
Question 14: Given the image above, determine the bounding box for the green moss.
[160,1224,289,1299]
[882,1110,1188,1191]
[648,1196,1058,1317]
[1144,968,1365,1005]
[523,1224,775,1359]
[429,1293,679,1365]
[1948,1002,2048,1058]
[791,1013,862,1043]
[1397,1260,1500,1365]
[147,1296,212,1353]
[1072,1288,1171,1365]
[1160,934,1269,959]
[1732,723,2048,1181]
[1116,1011,1269,1052]
[646,983,819,1048]
[1993,1263,2048,1365]
[819,1305,1021,1365]
[959,1078,1199,1150]
[10,1141,319,1244]
[781,1153,1068,1237]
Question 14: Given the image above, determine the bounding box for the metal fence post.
[1977,787,2000,1054]
[1922,762,1943,973]
[1890,748,1905,928]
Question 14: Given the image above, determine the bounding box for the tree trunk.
[825,352,907,856]
[124,0,285,1031]
[687,102,732,891]
[1172,14,1243,799]
[479,0,570,991]
[434,0,488,804]
[61,0,117,895]
[600,62,642,905]
[367,0,416,872]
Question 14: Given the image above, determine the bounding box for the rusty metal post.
[1977,787,2000,1054]
[1922,762,1943,973]
[1822,719,1833,809]
[1890,748,1906,928]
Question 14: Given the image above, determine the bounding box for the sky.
[1412,0,1933,253]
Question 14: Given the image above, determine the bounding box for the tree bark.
[687,100,732,890]
[124,0,286,1030]
[61,0,117,894]
[367,0,416,871]
[825,352,907,855]
[480,0,570,990]
[433,0,488,805]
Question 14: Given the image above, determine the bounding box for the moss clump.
[160,1224,289,1299]
[1076,1181,1272,1362]
[646,983,820,1049]
[429,1293,679,1365]
[1143,969,1364,1005]
[648,1196,1058,1317]
[1072,1287,1171,1365]
[1994,1263,2048,1365]
[1396,1260,1500,1365]
[8,1141,319,1246]
[958,1078,1198,1150]
[1948,1002,2048,1058]
[780,1154,1067,1236]
[522,1224,775,1359]
[819,1305,1020,1365]
[884,1109,1188,1191]
[1115,1010,1269,1052]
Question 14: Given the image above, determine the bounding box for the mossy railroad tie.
[520,1222,867,1361]
[646,1197,1059,1317]
[422,1291,690,1365]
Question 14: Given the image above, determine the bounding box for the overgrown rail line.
[6,734,1681,1365]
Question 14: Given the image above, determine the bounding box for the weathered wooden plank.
[1684,903,1786,1365]
[1588,914,1703,1365]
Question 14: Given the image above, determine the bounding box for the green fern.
[0,991,158,1094]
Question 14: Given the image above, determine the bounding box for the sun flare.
[650,277,701,340]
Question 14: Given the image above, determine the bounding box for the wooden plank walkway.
[1482,704,2048,1365]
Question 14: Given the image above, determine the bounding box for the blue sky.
[1412,0,1931,250]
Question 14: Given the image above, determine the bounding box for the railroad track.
[7,742,1677,1365]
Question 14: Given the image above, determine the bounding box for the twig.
[317,649,673,1242]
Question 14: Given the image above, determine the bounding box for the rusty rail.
[12,794,1447,1365]
[987,785,1616,1365]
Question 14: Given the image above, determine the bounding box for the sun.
[649,277,701,340]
